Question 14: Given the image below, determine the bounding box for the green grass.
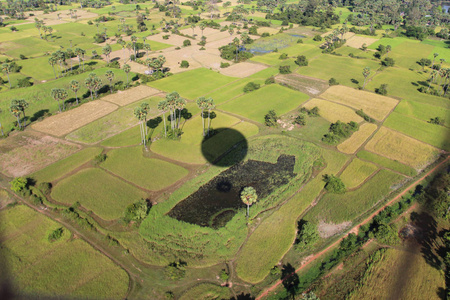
[306,169,405,224]
[296,54,381,88]
[19,56,60,81]
[204,78,261,104]
[52,168,147,220]
[247,67,279,79]
[235,148,348,283]
[4,37,59,58]
[179,283,231,300]
[368,37,415,50]
[66,96,164,144]
[356,150,417,177]
[148,68,238,100]
[100,125,143,147]
[388,41,433,70]
[340,158,379,189]
[220,84,309,123]
[32,147,103,183]
[427,45,450,63]
[0,67,134,133]
[102,146,188,191]
[394,99,450,124]
[383,111,450,151]
[151,111,259,164]
[0,205,129,298]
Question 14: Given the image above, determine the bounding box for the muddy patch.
[318,220,352,238]
[168,155,296,228]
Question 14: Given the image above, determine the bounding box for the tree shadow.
[230,293,255,300]
[147,116,162,139]
[30,109,49,122]
[351,78,359,84]
[411,211,442,270]
[281,263,299,299]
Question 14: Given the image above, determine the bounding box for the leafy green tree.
[323,174,346,194]
[295,220,319,251]
[105,70,114,93]
[10,177,27,192]
[264,110,278,127]
[165,261,186,281]
[295,55,308,66]
[418,58,431,71]
[69,80,80,105]
[241,186,258,218]
[124,199,149,223]
[48,227,64,242]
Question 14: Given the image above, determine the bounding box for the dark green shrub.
[279,53,288,60]
[183,39,191,46]
[294,114,306,126]
[123,199,150,223]
[356,109,375,123]
[264,110,278,127]
[328,78,339,86]
[382,57,395,67]
[180,60,189,68]
[93,33,106,43]
[106,61,120,69]
[295,220,319,251]
[19,54,27,60]
[48,227,64,242]
[220,62,230,68]
[219,269,229,282]
[261,32,270,37]
[243,82,260,92]
[279,65,291,74]
[93,153,107,164]
[375,83,388,95]
[165,261,186,281]
[162,35,170,40]
[297,38,303,43]
[429,117,444,125]
[313,34,322,41]
[323,174,346,194]
[265,76,275,84]
[295,55,308,66]
[17,78,32,87]
[38,182,52,195]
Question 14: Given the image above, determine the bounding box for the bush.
[382,57,395,67]
[295,55,308,66]
[313,35,323,41]
[297,38,303,43]
[279,53,288,60]
[123,199,150,223]
[300,106,320,117]
[261,32,270,37]
[429,117,444,125]
[322,120,358,144]
[295,220,319,251]
[183,39,191,46]
[219,269,229,282]
[323,174,346,194]
[38,182,52,195]
[294,114,306,126]
[279,65,291,74]
[48,227,64,242]
[17,78,32,87]
[19,54,27,60]
[264,110,278,127]
[356,109,375,123]
[180,60,189,68]
[162,35,170,40]
[165,261,186,281]
[219,45,253,62]
[220,62,230,68]
[375,83,388,95]
[93,33,106,43]
[265,76,275,84]
[106,61,121,69]
[243,82,260,92]
[328,77,339,86]
[93,153,107,164]
[10,177,28,192]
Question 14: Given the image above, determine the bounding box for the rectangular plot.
[32,100,118,136]
[356,150,416,176]
[303,98,363,123]
[337,123,378,154]
[340,158,378,189]
[320,85,398,120]
[101,85,161,106]
[365,126,439,169]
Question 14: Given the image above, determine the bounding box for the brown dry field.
[102,85,162,106]
[320,85,398,120]
[364,127,440,169]
[32,100,118,136]
[29,9,98,24]
[0,131,80,177]
[219,61,267,77]
[337,123,378,154]
[345,35,378,48]
[302,98,363,123]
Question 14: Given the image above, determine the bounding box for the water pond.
[168,155,296,228]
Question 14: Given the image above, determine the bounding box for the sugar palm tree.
[131,35,138,58]
[0,108,3,136]
[241,187,257,218]
[74,48,85,71]
[102,44,112,63]
[134,106,147,146]
[175,97,186,129]
[123,64,131,85]
[66,48,74,71]
[233,37,240,62]
[428,70,438,92]
[158,100,168,137]
[2,63,12,88]
[166,91,180,130]
[92,76,102,98]
[431,52,439,70]
[206,98,215,136]
[69,80,80,104]
[191,24,196,36]
[385,45,392,57]
[10,102,22,129]
[16,99,29,127]
[196,97,207,136]
[362,67,370,89]
[199,22,206,37]
[143,43,151,58]
[84,75,96,101]
[105,70,114,93]
[228,27,234,43]
[140,102,150,136]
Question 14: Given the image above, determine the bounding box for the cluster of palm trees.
[85,73,103,101]
[157,92,186,138]
[134,102,150,147]
[240,186,257,218]
[196,97,216,136]
[1,63,12,88]
[145,55,166,74]
[34,18,53,41]
[427,53,449,95]
[323,25,348,50]
[9,99,28,130]
[117,36,153,62]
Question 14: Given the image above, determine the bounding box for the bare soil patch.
[32,100,118,136]
[102,85,162,106]
[219,62,267,77]
[0,131,80,177]
[345,35,378,49]
[318,220,352,238]
[275,73,328,97]
[30,9,98,23]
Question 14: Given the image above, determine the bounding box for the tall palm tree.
[84,75,95,101]
[123,64,131,85]
[0,108,3,136]
[16,99,29,127]
[175,97,186,129]
[228,27,234,43]
[233,37,240,62]
[66,48,74,71]
[191,24,196,36]
[199,22,206,37]
[362,67,371,89]
[10,102,22,129]
[196,97,207,136]
[105,70,114,93]
[47,27,53,41]
[134,106,147,146]
[140,102,150,136]
[431,52,439,70]
[102,44,112,63]
[69,80,80,104]
[143,43,151,58]
[131,35,138,58]
[385,45,392,57]
[74,48,85,71]
[158,100,168,137]
[240,187,257,218]
[92,76,102,98]
[206,98,215,136]
[2,63,12,88]
[166,92,179,130]
[427,70,438,92]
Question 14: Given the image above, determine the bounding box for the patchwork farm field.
[1,2,449,299]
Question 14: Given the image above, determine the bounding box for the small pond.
[168,155,297,228]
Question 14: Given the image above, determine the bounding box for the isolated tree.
[66,48,74,71]
[431,52,439,70]
[385,45,392,57]
[47,56,57,79]
[228,27,234,43]
[16,99,29,127]
[233,37,240,62]
[105,70,114,93]
[92,76,103,98]
[175,97,186,129]
[191,24,196,35]
[143,43,151,58]
[0,108,3,136]
[131,35,138,58]
[199,22,206,37]
[123,64,131,85]
[51,88,68,112]
[165,91,181,130]
[47,27,53,41]
[428,70,438,92]
[140,102,150,136]
[206,98,215,136]
[196,96,208,136]
[158,100,168,137]
[241,187,258,218]
[102,44,112,63]
[2,63,12,88]
[74,48,85,71]
[69,80,80,105]
[134,106,147,147]
[10,102,22,129]
[362,67,371,89]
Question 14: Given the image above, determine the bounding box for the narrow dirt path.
[255,155,449,300]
